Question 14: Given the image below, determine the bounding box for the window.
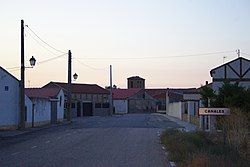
[25,106,27,122]
[59,96,62,106]
[131,81,133,88]
[194,102,196,115]
[102,103,109,108]
[142,93,145,99]
[184,102,188,114]
[4,86,9,91]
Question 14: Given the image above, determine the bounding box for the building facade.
[0,67,33,129]
[25,88,65,126]
[43,82,110,117]
[0,67,20,129]
[113,88,156,114]
[127,76,145,89]
[210,57,250,91]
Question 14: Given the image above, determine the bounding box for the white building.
[0,66,32,129]
[25,88,65,126]
[113,89,156,114]
[210,57,250,91]
[166,88,201,125]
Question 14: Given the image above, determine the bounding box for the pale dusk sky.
[1,0,250,88]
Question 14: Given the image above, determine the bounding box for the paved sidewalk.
[0,121,69,138]
[155,113,197,132]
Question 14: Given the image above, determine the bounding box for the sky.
[1,0,250,88]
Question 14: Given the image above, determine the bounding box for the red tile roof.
[25,88,61,99]
[43,82,109,94]
[168,91,183,101]
[146,89,167,99]
[146,88,199,100]
[112,88,142,100]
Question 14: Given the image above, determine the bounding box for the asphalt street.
[0,114,181,167]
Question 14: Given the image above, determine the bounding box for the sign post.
[199,108,230,116]
[199,107,230,132]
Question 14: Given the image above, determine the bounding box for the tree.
[200,81,250,112]
[200,85,215,107]
[213,81,249,112]
[105,85,118,89]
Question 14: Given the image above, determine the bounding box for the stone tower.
[127,76,145,89]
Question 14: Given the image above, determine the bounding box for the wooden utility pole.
[67,50,72,121]
[109,65,113,116]
[20,19,25,129]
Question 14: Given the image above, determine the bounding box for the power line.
[74,51,234,60]
[6,66,20,70]
[74,58,108,70]
[37,53,67,65]
[25,29,60,56]
[25,25,67,54]
[7,53,67,72]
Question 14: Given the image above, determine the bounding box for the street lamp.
[73,73,78,80]
[29,56,36,67]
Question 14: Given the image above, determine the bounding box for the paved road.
[0,114,181,167]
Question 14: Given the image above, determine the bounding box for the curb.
[0,121,71,139]
[155,113,197,132]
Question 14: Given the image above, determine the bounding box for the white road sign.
[199,108,230,116]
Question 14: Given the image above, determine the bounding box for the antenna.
[236,49,240,58]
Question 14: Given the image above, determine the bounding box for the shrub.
[217,108,249,158]
[161,129,249,166]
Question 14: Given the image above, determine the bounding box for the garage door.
[82,102,93,116]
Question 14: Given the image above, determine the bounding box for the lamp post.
[67,51,78,122]
[20,20,36,129]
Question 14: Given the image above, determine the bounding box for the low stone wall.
[190,115,199,126]
[57,118,64,123]
[34,120,51,127]
[182,113,189,122]
[0,124,18,130]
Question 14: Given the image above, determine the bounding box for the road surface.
[0,113,181,167]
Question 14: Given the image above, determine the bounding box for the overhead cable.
[25,25,67,54]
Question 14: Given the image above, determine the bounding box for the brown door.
[51,101,57,124]
[82,102,93,116]
[77,102,81,117]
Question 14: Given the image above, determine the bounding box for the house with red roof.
[43,82,110,117]
[113,88,156,114]
[25,87,65,126]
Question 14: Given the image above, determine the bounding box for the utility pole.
[109,65,113,116]
[20,19,25,129]
[67,50,72,122]
[236,49,240,58]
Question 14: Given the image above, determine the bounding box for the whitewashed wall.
[114,100,128,114]
[167,102,183,119]
[0,68,19,128]
[212,81,250,92]
[32,98,51,124]
[211,58,250,91]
